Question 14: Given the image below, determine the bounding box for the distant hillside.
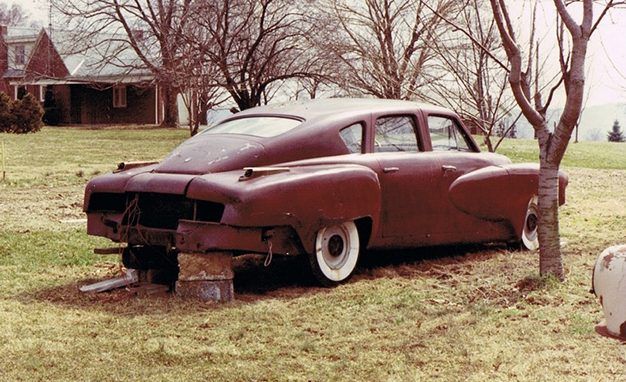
[515,103,626,141]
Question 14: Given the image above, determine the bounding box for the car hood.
[154,134,266,175]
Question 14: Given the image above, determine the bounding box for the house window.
[15,45,25,65]
[113,85,127,108]
[16,86,26,100]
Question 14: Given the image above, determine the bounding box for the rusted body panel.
[176,222,302,255]
[83,98,568,275]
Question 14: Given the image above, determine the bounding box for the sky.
[8,0,626,108]
[8,0,47,24]
[512,1,626,107]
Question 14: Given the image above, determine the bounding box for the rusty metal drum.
[593,244,626,339]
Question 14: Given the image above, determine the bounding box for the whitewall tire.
[521,196,539,251]
[309,221,360,286]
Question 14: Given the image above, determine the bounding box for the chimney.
[0,26,7,77]
[0,25,7,94]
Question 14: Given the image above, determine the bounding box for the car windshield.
[202,117,302,137]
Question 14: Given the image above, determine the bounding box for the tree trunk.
[483,136,494,152]
[160,85,179,128]
[537,135,564,280]
[233,92,255,111]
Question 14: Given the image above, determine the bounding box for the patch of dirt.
[24,243,515,312]
[355,244,501,283]
[515,275,547,293]
[24,254,321,313]
[467,284,524,308]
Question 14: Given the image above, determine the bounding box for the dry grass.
[0,129,625,381]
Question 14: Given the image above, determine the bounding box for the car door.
[425,114,493,239]
[372,114,446,242]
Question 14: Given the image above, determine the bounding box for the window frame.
[339,122,365,154]
[15,45,26,66]
[113,85,127,108]
[15,85,26,100]
[373,114,422,153]
[426,114,477,153]
[201,116,303,138]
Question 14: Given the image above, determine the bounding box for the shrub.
[0,92,14,133]
[11,93,44,134]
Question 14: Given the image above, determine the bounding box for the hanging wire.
[264,240,273,267]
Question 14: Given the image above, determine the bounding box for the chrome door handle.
[383,167,399,173]
[442,165,457,172]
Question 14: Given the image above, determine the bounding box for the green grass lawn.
[0,128,625,381]
[0,127,188,188]
[477,135,626,169]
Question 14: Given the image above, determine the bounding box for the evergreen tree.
[608,120,625,142]
[12,93,44,134]
[0,92,13,133]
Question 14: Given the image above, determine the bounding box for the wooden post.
[1,140,5,181]
[176,252,234,302]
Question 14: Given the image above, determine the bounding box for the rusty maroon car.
[84,98,567,286]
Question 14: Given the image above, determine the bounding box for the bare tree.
[425,0,519,152]
[187,0,323,111]
[177,42,229,136]
[179,83,227,136]
[0,2,28,26]
[53,0,195,127]
[310,0,459,100]
[290,77,339,100]
[488,0,624,279]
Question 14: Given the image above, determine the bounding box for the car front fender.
[448,163,568,236]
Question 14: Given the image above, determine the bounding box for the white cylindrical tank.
[593,244,626,339]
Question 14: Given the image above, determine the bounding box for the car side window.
[428,116,472,152]
[339,123,364,154]
[374,116,419,153]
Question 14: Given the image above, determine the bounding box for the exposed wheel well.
[354,217,373,250]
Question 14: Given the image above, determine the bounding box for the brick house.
[0,26,166,125]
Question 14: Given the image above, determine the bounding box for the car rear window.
[202,117,302,137]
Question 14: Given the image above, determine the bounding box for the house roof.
[27,74,154,86]
[51,29,152,81]
[3,27,153,84]
[3,68,24,78]
[4,27,39,43]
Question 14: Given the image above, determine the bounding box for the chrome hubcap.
[526,213,538,232]
[328,235,344,257]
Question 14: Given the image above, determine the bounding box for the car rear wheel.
[521,196,539,250]
[309,221,360,286]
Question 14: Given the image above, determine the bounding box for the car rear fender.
[83,164,159,211]
[189,164,382,254]
[448,163,568,236]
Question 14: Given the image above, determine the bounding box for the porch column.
[154,84,159,125]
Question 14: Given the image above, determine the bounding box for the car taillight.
[87,192,127,213]
[194,200,225,223]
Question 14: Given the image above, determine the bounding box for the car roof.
[234,98,454,120]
